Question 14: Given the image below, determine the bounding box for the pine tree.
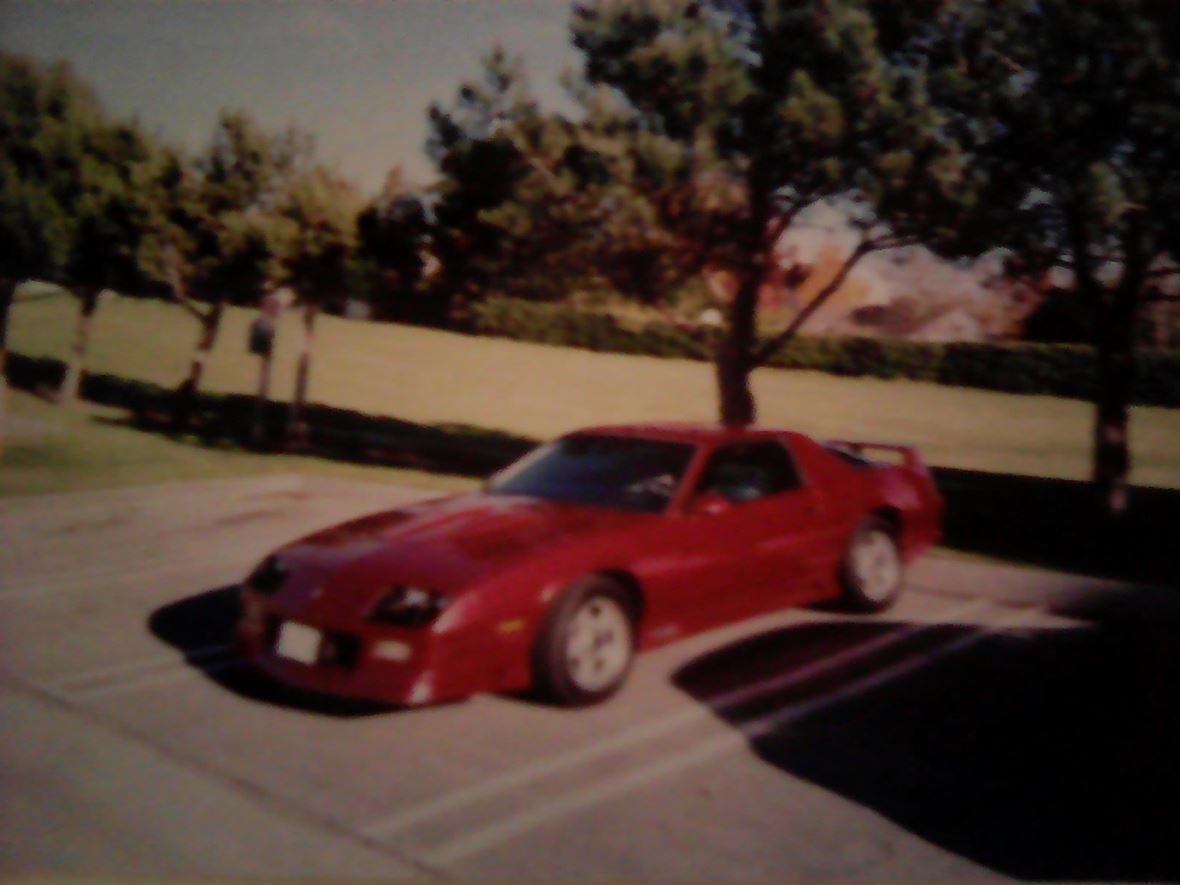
[569,0,983,423]
[913,0,1180,518]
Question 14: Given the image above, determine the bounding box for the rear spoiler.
[824,439,931,475]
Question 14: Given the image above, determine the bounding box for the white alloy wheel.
[853,529,901,603]
[564,595,633,694]
[842,518,903,612]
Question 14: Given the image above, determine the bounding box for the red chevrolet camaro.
[235,423,942,707]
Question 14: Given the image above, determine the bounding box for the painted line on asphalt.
[361,596,993,841]
[47,643,230,691]
[1,495,409,596]
[77,656,243,699]
[0,542,265,599]
[0,473,304,517]
[421,602,1042,867]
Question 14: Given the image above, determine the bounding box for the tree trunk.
[1091,211,1146,523]
[0,278,13,455]
[753,240,876,368]
[1092,283,1141,521]
[251,344,274,448]
[59,287,100,405]
[715,134,776,428]
[173,300,225,429]
[287,301,318,443]
[716,271,759,426]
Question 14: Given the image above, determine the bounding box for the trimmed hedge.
[470,296,1180,407]
[5,353,535,475]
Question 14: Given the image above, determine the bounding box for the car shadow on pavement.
[673,595,1180,881]
[148,586,403,717]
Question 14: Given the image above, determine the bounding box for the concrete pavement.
[2,475,1176,880]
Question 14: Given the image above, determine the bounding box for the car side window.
[696,441,803,503]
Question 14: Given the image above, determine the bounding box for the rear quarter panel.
[786,434,942,560]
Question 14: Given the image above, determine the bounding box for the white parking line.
[77,656,242,699]
[0,473,304,518]
[422,602,1041,866]
[0,542,264,599]
[361,597,993,841]
[48,643,230,691]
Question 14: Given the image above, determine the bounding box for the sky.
[0,0,581,196]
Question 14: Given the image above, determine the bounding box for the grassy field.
[0,389,479,498]
[7,289,1180,491]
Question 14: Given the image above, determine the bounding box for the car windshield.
[486,434,697,513]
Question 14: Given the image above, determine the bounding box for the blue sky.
[0,0,580,196]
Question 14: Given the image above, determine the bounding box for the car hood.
[268,492,647,612]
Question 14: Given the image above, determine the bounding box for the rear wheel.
[841,517,903,613]
[534,576,635,706]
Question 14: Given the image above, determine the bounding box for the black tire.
[840,516,903,613]
[533,576,636,706]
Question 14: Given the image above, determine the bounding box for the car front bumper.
[233,588,444,706]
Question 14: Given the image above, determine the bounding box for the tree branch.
[763,201,804,252]
[752,237,888,368]
[162,254,210,323]
[168,288,208,322]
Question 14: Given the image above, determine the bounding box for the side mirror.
[687,491,732,517]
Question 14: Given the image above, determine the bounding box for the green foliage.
[915,0,1180,278]
[424,45,712,316]
[138,110,319,306]
[355,172,432,322]
[0,53,155,291]
[426,48,542,310]
[907,0,1180,509]
[569,0,985,263]
[275,164,361,307]
[422,1,1004,424]
[470,296,1180,406]
[0,168,70,282]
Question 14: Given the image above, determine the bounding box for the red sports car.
[235,424,942,707]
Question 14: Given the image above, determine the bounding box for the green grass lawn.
[0,389,478,498]
[7,289,1180,493]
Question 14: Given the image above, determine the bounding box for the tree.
[568,0,986,424]
[58,120,155,403]
[138,111,311,427]
[0,59,69,447]
[275,163,361,440]
[0,53,156,409]
[911,0,1180,517]
[427,48,686,313]
[355,168,431,322]
[426,47,597,318]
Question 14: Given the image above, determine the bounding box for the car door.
[669,439,829,626]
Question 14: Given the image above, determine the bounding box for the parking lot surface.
[2,475,1177,880]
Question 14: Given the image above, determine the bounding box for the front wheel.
[841,517,903,613]
[533,576,635,706]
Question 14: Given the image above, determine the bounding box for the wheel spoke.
[563,595,632,693]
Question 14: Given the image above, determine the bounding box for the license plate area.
[275,621,321,664]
